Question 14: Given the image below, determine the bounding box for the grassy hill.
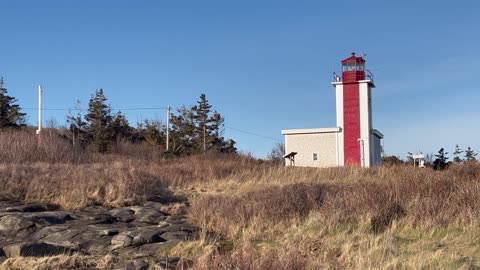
[1,130,479,269]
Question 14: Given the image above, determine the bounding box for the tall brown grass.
[0,129,91,164]
[1,129,480,269]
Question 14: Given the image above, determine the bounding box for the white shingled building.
[282,53,383,168]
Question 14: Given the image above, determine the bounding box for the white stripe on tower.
[335,83,344,166]
[359,81,371,167]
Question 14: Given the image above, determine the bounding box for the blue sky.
[1,1,479,158]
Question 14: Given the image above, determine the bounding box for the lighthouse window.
[313,153,318,161]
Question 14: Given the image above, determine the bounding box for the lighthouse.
[332,52,381,167]
[282,53,383,168]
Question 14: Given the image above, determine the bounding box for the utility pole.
[166,105,170,151]
[36,85,43,135]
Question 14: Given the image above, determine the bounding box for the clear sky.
[1,1,479,158]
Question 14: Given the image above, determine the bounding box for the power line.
[22,107,167,111]
[225,126,282,142]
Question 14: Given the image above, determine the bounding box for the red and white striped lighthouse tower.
[332,53,377,167]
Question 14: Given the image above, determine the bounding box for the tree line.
[383,146,478,170]
[0,81,236,156]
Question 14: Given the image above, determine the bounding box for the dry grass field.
[0,130,479,269]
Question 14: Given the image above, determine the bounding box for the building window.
[313,153,318,161]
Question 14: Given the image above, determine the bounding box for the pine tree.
[84,89,113,153]
[208,111,225,151]
[192,94,212,152]
[433,148,449,170]
[0,78,26,129]
[142,119,163,146]
[453,144,463,163]
[110,112,133,141]
[464,147,478,162]
[170,106,196,155]
[169,95,237,156]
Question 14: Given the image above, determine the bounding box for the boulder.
[111,233,134,248]
[134,207,166,224]
[2,242,74,257]
[131,229,166,246]
[32,225,69,240]
[26,212,72,226]
[109,208,135,223]
[0,215,35,232]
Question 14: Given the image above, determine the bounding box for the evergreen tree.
[208,111,226,151]
[433,148,449,170]
[84,89,113,153]
[110,112,133,141]
[142,119,163,146]
[170,106,196,155]
[464,147,478,162]
[192,94,212,152]
[453,144,463,164]
[0,78,26,128]
[169,94,237,156]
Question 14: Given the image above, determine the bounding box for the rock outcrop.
[0,201,197,269]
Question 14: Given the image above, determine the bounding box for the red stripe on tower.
[343,83,360,165]
[341,52,366,166]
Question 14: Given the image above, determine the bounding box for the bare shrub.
[189,163,480,238]
[0,129,91,164]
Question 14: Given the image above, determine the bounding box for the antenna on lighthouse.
[36,85,43,135]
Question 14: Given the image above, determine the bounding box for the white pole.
[358,138,365,168]
[166,105,170,151]
[36,85,42,135]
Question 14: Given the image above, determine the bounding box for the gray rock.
[99,229,119,236]
[0,215,35,232]
[115,259,149,270]
[40,228,82,249]
[161,223,198,233]
[134,207,166,224]
[111,233,134,248]
[25,211,72,226]
[3,242,74,257]
[131,228,166,246]
[32,225,69,240]
[109,208,135,223]
[164,215,186,224]
[160,231,191,241]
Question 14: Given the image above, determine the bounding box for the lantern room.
[341,52,365,83]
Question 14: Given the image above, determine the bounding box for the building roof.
[281,127,341,135]
[372,129,384,138]
[341,52,365,64]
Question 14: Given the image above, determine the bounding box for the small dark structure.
[283,152,298,166]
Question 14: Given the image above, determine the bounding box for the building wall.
[285,132,338,167]
[371,134,382,166]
